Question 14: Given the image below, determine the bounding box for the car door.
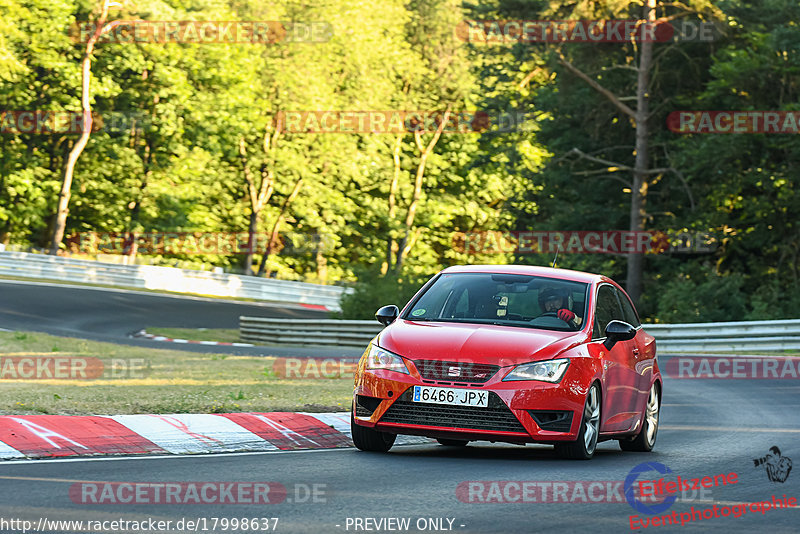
[616,288,654,415]
[592,284,639,432]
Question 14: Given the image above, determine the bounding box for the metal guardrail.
[644,320,800,352]
[240,317,381,348]
[239,316,800,352]
[0,250,347,311]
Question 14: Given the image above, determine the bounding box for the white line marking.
[301,412,433,446]
[662,425,800,433]
[0,441,25,460]
[301,412,352,438]
[111,414,278,454]
[0,446,361,465]
[250,414,321,448]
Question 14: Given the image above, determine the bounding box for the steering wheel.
[532,311,573,326]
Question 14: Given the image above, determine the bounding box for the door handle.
[632,348,640,356]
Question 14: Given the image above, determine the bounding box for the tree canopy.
[1,0,797,322]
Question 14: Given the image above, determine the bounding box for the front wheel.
[619,382,660,452]
[351,411,396,452]
[555,383,601,460]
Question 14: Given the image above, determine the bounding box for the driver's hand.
[557,309,575,322]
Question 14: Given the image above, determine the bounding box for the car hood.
[378,319,587,367]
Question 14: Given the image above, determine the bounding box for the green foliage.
[656,271,748,323]
[748,281,800,321]
[339,271,433,320]
[1,0,798,322]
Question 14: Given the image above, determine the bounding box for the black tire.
[619,382,660,452]
[555,383,601,460]
[351,411,396,452]
[437,438,469,447]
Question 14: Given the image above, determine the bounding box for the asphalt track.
[0,280,361,357]
[2,280,798,533]
[1,374,799,533]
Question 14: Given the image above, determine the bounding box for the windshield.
[403,272,589,332]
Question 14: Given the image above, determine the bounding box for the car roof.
[440,264,603,285]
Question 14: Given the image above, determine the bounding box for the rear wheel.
[437,438,469,447]
[555,383,600,460]
[619,382,660,452]
[351,410,396,452]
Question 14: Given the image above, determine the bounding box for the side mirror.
[603,320,636,350]
[375,305,399,327]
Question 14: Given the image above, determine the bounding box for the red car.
[351,265,661,459]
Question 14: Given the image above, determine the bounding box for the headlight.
[502,358,569,383]
[365,345,409,374]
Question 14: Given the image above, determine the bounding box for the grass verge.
[0,331,352,415]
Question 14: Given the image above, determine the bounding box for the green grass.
[0,331,353,415]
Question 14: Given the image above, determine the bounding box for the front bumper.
[353,359,595,443]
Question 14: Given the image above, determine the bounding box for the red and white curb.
[131,329,254,347]
[0,412,429,460]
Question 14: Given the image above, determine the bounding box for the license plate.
[412,385,488,408]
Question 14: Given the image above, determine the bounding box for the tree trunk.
[626,0,656,305]
[316,244,328,283]
[126,135,153,262]
[49,1,115,255]
[244,210,259,274]
[393,107,451,272]
[240,124,279,275]
[382,133,404,275]
[394,148,429,270]
[257,177,303,277]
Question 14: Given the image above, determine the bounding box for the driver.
[539,287,582,327]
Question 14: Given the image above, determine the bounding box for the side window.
[593,285,624,338]
[617,289,641,327]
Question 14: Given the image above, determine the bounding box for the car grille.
[379,389,527,433]
[412,360,499,383]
